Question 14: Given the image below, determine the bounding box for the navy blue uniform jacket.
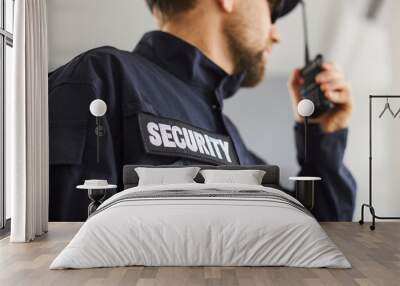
[49,31,357,222]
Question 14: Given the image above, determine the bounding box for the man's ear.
[217,0,235,13]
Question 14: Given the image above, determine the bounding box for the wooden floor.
[0,222,399,286]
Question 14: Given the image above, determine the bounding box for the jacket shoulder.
[49,46,144,89]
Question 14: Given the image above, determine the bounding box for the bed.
[50,165,350,269]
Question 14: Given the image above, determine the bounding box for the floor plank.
[0,222,399,286]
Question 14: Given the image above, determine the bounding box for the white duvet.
[50,183,350,269]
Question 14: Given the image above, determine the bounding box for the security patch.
[138,113,238,165]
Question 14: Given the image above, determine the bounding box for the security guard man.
[49,0,356,222]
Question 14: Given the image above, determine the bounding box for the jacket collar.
[134,31,246,105]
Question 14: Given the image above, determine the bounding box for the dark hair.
[146,0,281,21]
[145,0,196,18]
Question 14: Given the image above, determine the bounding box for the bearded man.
[48,0,356,222]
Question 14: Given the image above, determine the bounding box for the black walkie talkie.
[299,0,333,118]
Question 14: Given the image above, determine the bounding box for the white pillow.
[135,167,200,186]
[200,169,266,185]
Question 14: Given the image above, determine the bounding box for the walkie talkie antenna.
[300,0,310,64]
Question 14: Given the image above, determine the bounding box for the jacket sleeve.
[49,83,122,221]
[294,122,357,221]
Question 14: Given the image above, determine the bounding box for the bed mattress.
[50,183,350,269]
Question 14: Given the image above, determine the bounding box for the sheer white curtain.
[7,0,49,242]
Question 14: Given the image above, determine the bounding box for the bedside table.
[77,180,117,217]
[289,176,321,211]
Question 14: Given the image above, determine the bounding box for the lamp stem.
[304,116,308,168]
[96,117,100,163]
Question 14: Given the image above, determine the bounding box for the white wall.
[326,0,400,221]
[48,0,155,72]
[47,0,400,221]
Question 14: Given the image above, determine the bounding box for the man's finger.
[316,70,343,84]
[322,62,342,73]
[288,68,303,102]
[321,80,350,93]
[325,91,351,104]
[288,68,304,122]
[288,68,303,88]
[322,62,334,71]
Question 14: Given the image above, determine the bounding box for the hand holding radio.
[288,0,352,133]
[289,62,352,133]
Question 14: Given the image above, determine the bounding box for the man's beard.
[224,20,266,87]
